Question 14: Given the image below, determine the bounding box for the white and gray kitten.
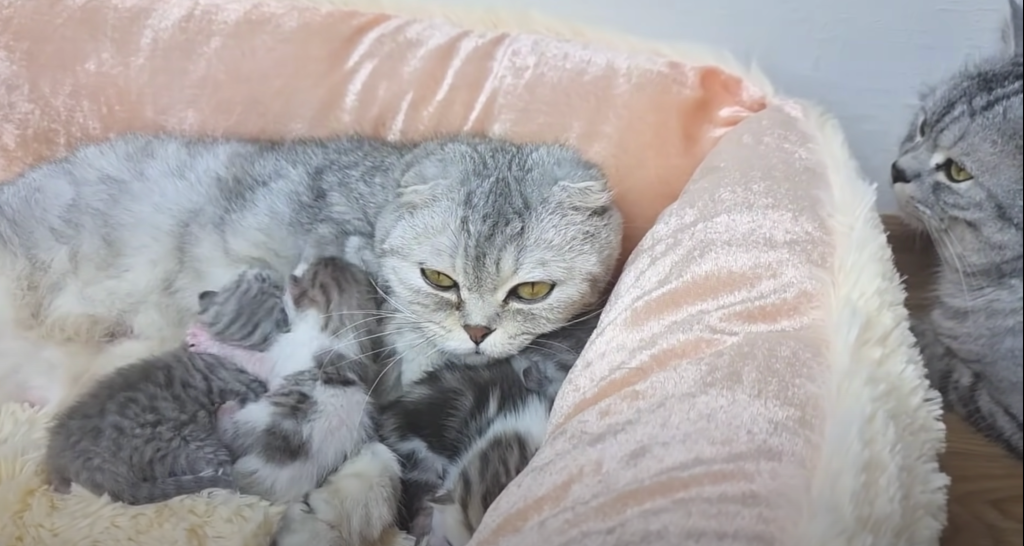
[892,0,1023,459]
[194,255,383,502]
[216,359,377,504]
[189,254,380,387]
[0,135,620,409]
[43,270,281,505]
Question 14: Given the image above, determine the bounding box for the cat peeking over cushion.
[892,0,1023,459]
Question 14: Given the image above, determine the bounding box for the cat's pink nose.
[462,325,492,345]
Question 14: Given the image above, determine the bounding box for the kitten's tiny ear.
[198,290,217,313]
[520,363,544,392]
[429,491,455,506]
[555,179,614,212]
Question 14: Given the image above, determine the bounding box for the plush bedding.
[0,0,946,545]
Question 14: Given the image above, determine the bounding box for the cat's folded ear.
[394,139,475,208]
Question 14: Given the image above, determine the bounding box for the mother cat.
[0,134,622,407]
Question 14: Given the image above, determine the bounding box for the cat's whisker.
[523,343,562,358]
[918,214,976,325]
[530,338,574,353]
[360,333,440,407]
[324,315,390,340]
[563,308,604,327]
[369,277,417,317]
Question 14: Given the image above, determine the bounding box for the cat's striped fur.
[892,0,1023,459]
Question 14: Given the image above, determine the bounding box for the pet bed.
[0,0,947,545]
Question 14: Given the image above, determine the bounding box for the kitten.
[216,359,378,503]
[188,255,380,388]
[187,267,291,380]
[204,255,382,503]
[892,0,1023,459]
[271,442,415,546]
[379,313,598,542]
[0,134,621,409]
[43,270,282,505]
[426,401,548,546]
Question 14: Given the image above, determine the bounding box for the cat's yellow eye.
[942,159,973,182]
[511,281,554,301]
[421,268,457,289]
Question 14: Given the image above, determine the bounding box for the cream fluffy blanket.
[0,404,279,545]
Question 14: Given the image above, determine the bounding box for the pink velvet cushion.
[0,0,768,268]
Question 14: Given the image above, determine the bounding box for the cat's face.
[374,138,622,361]
[891,30,1022,267]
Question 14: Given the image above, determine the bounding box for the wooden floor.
[886,216,1023,546]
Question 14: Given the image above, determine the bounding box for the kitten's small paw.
[20,384,56,409]
[217,400,241,421]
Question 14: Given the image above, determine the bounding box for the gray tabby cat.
[0,134,621,408]
[43,270,282,505]
[891,0,1023,459]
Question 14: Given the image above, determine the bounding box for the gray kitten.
[43,271,283,504]
[379,311,599,541]
[0,135,620,410]
[196,268,290,352]
[892,0,1023,459]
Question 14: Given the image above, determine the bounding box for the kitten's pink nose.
[462,325,493,345]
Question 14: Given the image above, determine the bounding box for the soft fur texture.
[891,3,1023,459]
[427,401,548,546]
[217,365,377,503]
[44,349,267,505]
